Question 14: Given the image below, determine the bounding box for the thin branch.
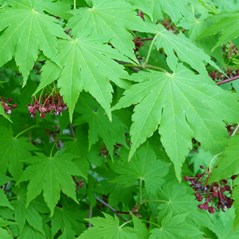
[95,196,127,222]
[216,74,239,85]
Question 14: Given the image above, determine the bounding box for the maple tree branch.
[95,196,127,222]
[216,74,239,85]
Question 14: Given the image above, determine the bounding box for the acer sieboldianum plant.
[1,0,239,238]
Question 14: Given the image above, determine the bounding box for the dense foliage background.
[1,0,239,238]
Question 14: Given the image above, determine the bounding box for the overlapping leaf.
[148,24,221,73]
[67,0,149,61]
[0,126,37,179]
[111,144,170,195]
[18,152,82,215]
[78,213,138,239]
[113,64,239,180]
[0,0,67,84]
[75,94,127,157]
[201,11,239,49]
[35,36,129,121]
[133,0,193,25]
[209,135,239,183]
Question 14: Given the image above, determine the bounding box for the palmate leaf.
[35,36,129,121]
[51,204,85,239]
[201,11,239,49]
[18,152,82,215]
[0,0,67,85]
[209,135,239,183]
[75,94,127,157]
[0,126,37,180]
[148,24,221,73]
[149,213,202,239]
[111,144,170,195]
[132,0,193,25]
[78,213,138,239]
[113,64,239,180]
[67,0,148,61]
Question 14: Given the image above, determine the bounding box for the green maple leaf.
[148,24,221,73]
[201,11,239,50]
[154,182,197,218]
[75,94,127,157]
[67,0,148,61]
[111,144,170,195]
[13,187,45,234]
[209,135,239,183]
[18,152,82,215]
[0,190,13,210]
[51,204,85,238]
[78,213,138,239]
[0,126,37,179]
[133,0,193,26]
[149,213,202,239]
[113,64,239,180]
[0,228,13,239]
[35,36,129,121]
[0,0,67,85]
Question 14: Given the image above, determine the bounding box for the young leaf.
[111,144,170,195]
[209,135,239,183]
[35,36,129,121]
[78,213,138,239]
[67,0,148,61]
[0,126,37,179]
[18,152,82,215]
[113,64,239,180]
[0,0,67,85]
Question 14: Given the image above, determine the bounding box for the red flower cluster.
[0,97,16,114]
[28,94,67,118]
[184,167,235,213]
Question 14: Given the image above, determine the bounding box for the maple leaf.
[78,213,138,239]
[0,228,13,239]
[13,187,45,234]
[35,36,129,121]
[149,213,202,239]
[75,94,127,157]
[113,64,239,180]
[209,135,239,183]
[201,11,239,50]
[133,0,193,26]
[147,24,221,74]
[155,183,197,218]
[0,0,67,85]
[67,0,148,61]
[111,144,170,195]
[51,204,85,238]
[0,126,37,180]
[18,152,82,215]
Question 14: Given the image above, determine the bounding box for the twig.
[88,205,93,227]
[216,74,239,85]
[95,196,127,222]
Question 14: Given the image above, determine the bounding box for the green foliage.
[0,0,239,238]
